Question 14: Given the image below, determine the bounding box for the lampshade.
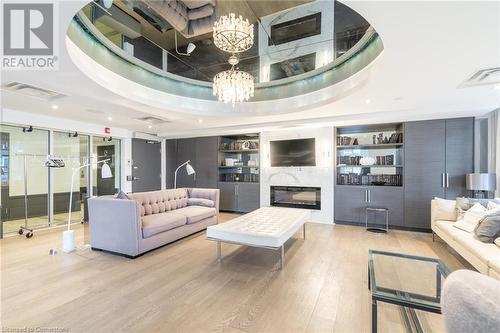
[101,162,112,178]
[186,163,195,175]
[466,173,496,191]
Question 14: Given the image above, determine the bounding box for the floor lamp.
[174,160,195,189]
[63,159,112,253]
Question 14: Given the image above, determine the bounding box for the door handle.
[441,173,445,188]
[364,189,368,203]
[367,190,371,203]
[446,173,449,188]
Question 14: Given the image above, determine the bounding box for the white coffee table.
[206,207,310,269]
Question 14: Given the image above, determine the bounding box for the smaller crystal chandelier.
[213,56,254,107]
[213,13,254,53]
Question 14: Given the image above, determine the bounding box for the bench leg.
[216,241,222,261]
[280,245,285,269]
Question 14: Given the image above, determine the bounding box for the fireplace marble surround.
[260,128,334,223]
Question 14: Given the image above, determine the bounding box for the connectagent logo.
[2,2,58,70]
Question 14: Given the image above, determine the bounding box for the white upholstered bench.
[206,207,310,269]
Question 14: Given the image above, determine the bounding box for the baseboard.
[334,220,432,233]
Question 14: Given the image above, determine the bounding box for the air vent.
[136,116,171,124]
[460,67,500,87]
[2,82,67,100]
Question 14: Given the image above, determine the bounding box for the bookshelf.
[218,134,260,183]
[335,123,404,187]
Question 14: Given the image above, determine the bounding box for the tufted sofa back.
[128,189,188,217]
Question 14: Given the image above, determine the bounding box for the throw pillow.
[487,200,500,210]
[474,211,500,242]
[187,197,214,207]
[453,203,487,233]
[116,190,130,200]
[433,197,458,221]
[495,237,500,248]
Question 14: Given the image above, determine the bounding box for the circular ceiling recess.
[67,0,383,115]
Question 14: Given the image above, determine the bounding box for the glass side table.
[368,250,450,333]
[366,207,389,233]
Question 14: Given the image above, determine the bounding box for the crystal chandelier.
[213,13,254,53]
[213,56,254,107]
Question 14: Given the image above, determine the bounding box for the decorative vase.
[360,157,376,166]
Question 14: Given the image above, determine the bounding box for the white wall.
[260,127,334,223]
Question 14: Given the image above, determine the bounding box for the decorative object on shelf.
[174,160,196,189]
[248,160,258,167]
[466,173,497,198]
[377,133,384,144]
[360,157,376,166]
[353,138,359,145]
[213,55,254,107]
[213,13,254,53]
[242,140,251,150]
[224,158,236,166]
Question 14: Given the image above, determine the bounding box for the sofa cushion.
[188,197,214,208]
[435,220,465,239]
[182,0,215,9]
[433,197,457,221]
[453,203,487,233]
[187,4,214,20]
[116,190,130,200]
[173,206,216,224]
[142,212,187,239]
[496,237,500,248]
[452,230,500,265]
[489,258,500,274]
[129,189,188,216]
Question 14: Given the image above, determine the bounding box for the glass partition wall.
[0,125,50,234]
[0,125,121,236]
[52,132,90,225]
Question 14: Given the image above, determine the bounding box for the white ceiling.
[1,0,499,138]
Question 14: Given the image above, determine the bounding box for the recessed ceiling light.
[365,99,371,105]
[198,119,203,124]
[107,116,112,121]
[147,125,153,129]
[51,105,58,110]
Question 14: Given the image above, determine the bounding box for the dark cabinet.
[404,120,446,230]
[334,186,366,224]
[334,186,403,226]
[404,118,474,230]
[445,118,474,199]
[217,182,260,213]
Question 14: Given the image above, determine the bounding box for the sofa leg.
[432,232,435,242]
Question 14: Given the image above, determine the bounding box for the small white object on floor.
[62,230,75,253]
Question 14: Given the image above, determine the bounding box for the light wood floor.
[1,213,469,333]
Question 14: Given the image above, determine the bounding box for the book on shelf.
[337,136,356,146]
[337,173,402,186]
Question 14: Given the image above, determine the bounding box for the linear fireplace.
[270,186,321,210]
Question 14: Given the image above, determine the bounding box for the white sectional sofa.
[431,198,500,280]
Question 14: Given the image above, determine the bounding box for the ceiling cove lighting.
[213,14,255,106]
[213,14,254,53]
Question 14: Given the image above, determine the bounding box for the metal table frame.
[368,250,450,333]
[366,207,389,233]
[207,223,306,270]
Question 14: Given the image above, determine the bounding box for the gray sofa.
[88,188,219,258]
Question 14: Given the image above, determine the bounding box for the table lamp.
[466,173,497,199]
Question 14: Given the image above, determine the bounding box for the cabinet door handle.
[368,190,371,203]
[441,173,445,188]
[235,185,239,196]
[364,189,368,202]
[446,173,449,188]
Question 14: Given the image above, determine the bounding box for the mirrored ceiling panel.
[81,0,371,84]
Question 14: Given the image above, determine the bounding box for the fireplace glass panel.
[271,186,321,210]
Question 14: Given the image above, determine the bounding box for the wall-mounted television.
[270,138,316,167]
